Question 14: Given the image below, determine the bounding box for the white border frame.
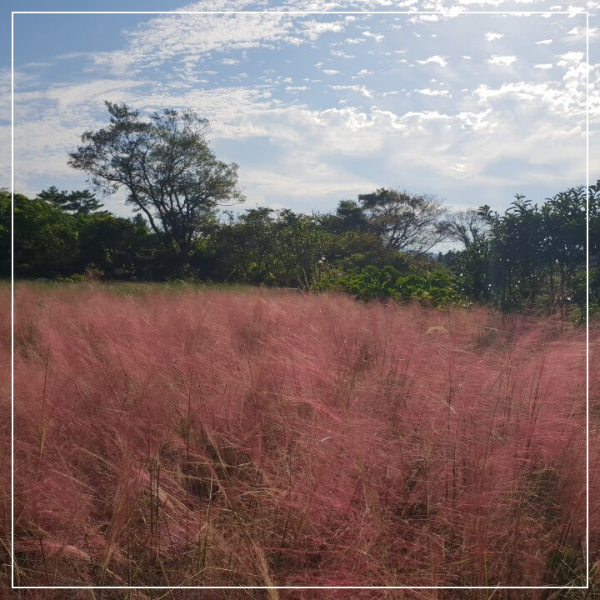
[10,9,590,592]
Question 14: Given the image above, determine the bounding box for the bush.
[317,265,462,307]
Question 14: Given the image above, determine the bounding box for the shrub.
[317,265,461,307]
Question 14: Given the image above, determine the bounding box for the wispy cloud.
[330,84,373,98]
[8,6,595,214]
[487,55,517,66]
[344,37,366,45]
[415,89,451,97]
[362,31,385,42]
[331,50,356,59]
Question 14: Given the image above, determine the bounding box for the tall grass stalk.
[2,284,595,593]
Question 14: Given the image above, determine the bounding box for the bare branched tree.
[446,209,489,250]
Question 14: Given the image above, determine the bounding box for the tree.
[37,186,105,215]
[357,188,449,254]
[447,209,489,250]
[319,199,369,234]
[11,192,79,277]
[76,212,155,279]
[214,208,333,288]
[215,207,279,284]
[444,209,491,303]
[68,101,244,272]
[0,189,12,277]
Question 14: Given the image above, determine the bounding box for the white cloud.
[534,64,554,70]
[566,26,599,41]
[84,10,355,77]
[301,20,346,41]
[417,55,448,67]
[221,58,239,65]
[330,50,356,59]
[322,69,340,75]
[487,55,517,66]
[362,31,385,42]
[90,12,298,76]
[408,15,439,23]
[285,86,309,92]
[536,39,553,45]
[329,84,373,98]
[484,32,504,41]
[473,69,591,121]
[415,89,451,97]
[556,51,585,65]
[22,62,52,68]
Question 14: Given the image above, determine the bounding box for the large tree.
[358,188,449,255]
[69,102,244,271]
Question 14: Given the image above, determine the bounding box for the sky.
[1,0,599,220]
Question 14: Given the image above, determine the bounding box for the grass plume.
[0,283,597,598]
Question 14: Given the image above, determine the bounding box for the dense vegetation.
[4,181,597,314]
[4,286,596,595]
[2,102,596,316]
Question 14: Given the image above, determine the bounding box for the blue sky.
[2,0,599,220]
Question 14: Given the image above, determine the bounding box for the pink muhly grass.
[0,283,595,595]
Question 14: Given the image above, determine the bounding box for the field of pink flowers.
[1,283,598,598]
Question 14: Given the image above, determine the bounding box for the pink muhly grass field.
[1,283,598,597]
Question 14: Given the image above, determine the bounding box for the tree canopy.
[68,102,244,272]
[37,186,105,216]
[357,188,449,254]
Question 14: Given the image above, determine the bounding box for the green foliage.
[483,186,592,312]
[75,211,154,278]
[442,183,597,315]
[357,188,449,253]
[37,186,105,215]
[448,240,490,302]
[4,110,597,323]
[317,264,461,307]
[3,189,156,280]
[213,208,333,289]
[68,102,244,273]
[571,267,600,323]
[11,192,79,277]
[0,190,11,276]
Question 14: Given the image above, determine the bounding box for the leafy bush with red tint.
[1,283,597,598]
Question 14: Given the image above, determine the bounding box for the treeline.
[2,102,598,316]
[2,181,598,316]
